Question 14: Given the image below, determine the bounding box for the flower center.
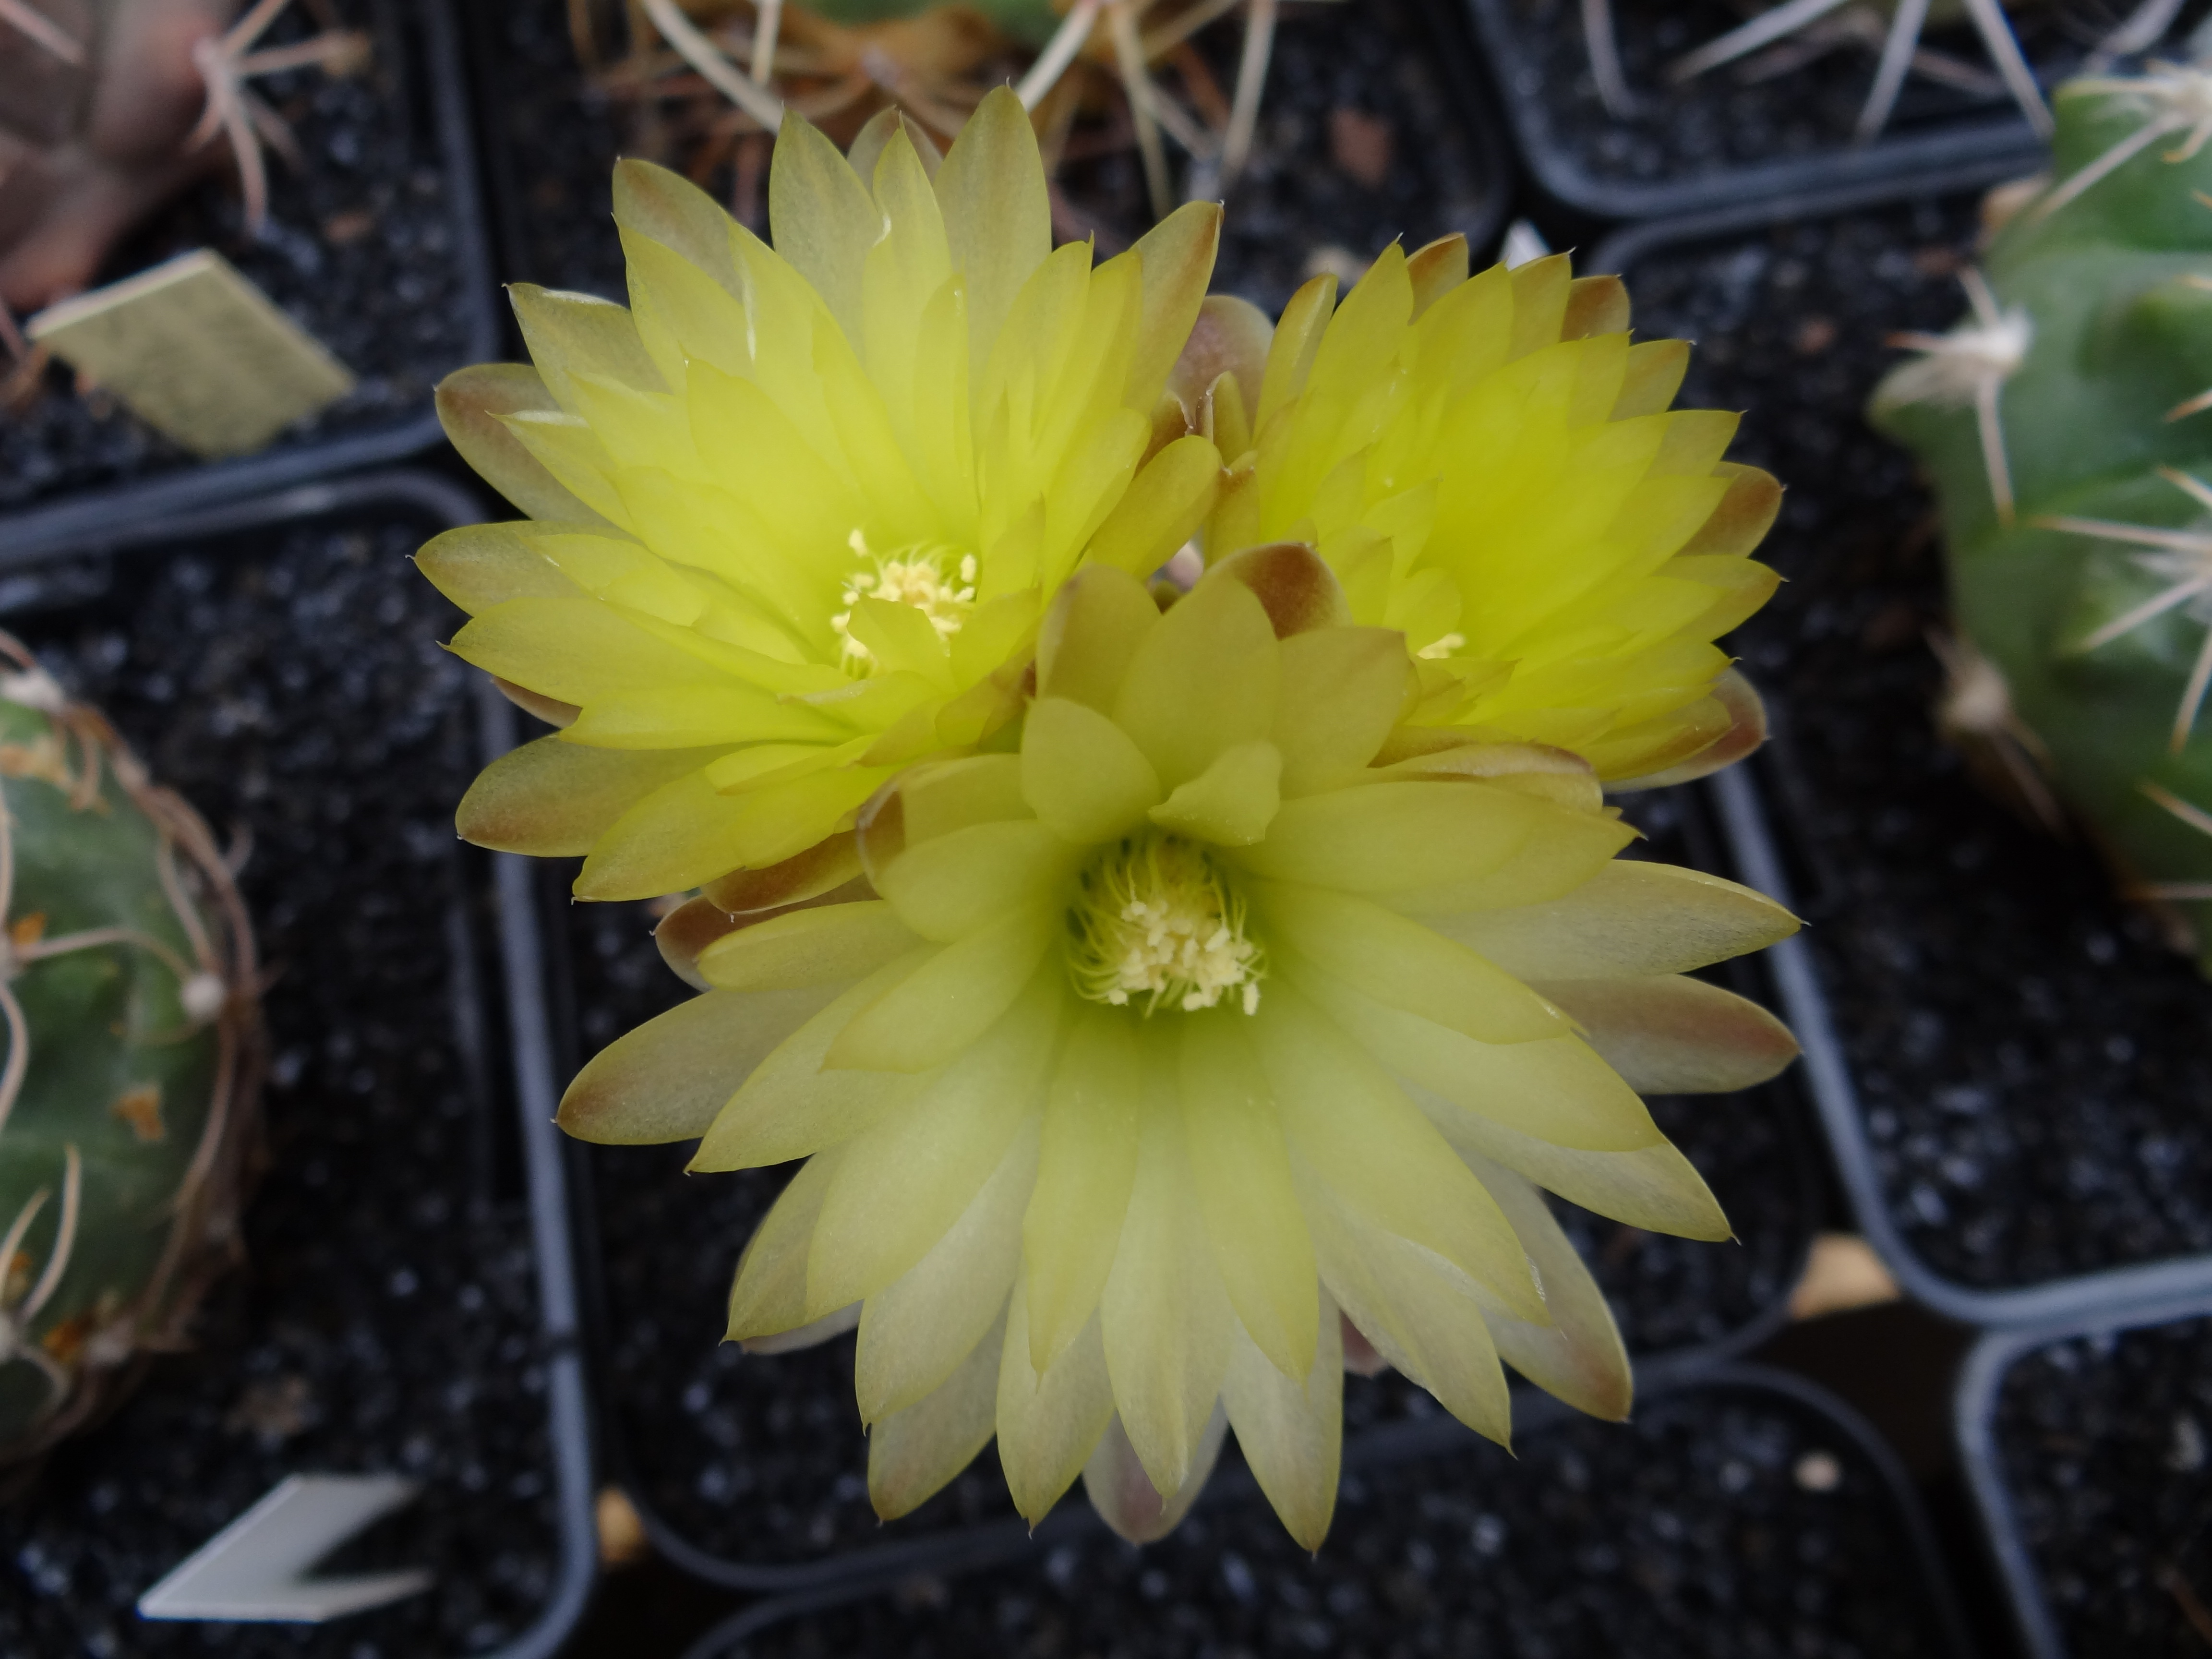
[831,531,978,670]
[1066,833,1264,1016]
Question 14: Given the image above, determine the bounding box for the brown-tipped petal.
[1118,200,1225,412]
[557,984,839,1143]
[1507,254,1572,359]
[1377,742,1602,813]
[1679,462,1783,559]
[1536,974,1800,1094]
[1339,1314,1389,1378]
[848,108,942,186]
[1430,859,1799,981]
[1405,234,1469,319]
[1610,669,1767,790]
[657,896,740,991]
[417,525,580,617]
[1207,541,1349,639]
[701,833,866,915]
[1222,1289,1344,1552]
[1037,565,1162,711]
[727,1151,843,1341]
[612,158,744,291]
[998,1292,1117,1526]
[437,364,610,525]
[1460,1149,1634,1422]
[1084,434,1222,579]
[1082,1404,1229,1546]
[493,679,580,729]
[868,1305,1008,1521]
[1422,1086,1732,1241]
[1562,274,1630,340]
[457,737,724,858]
[740,1300,859,1355]
[1166,294,1275,427]
[1613,339,1689,419]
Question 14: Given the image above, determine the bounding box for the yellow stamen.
[830,531,979,670]
[1066,832,1263,1016]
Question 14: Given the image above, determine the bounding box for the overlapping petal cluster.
[1169,245,1784,781]
[561,547,1801,1546]
[422,88,1803,1549]
[420,91,1223,901]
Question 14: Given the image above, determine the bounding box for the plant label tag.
[25,250,355,459]
[137,1473,432,1622]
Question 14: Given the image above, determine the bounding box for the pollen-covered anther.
[830,531,979,669]
[1067,833,1263,1016]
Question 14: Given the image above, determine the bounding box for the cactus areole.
[1872,68,2212,974]
[0,637,259,1465]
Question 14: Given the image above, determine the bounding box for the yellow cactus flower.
[418,88,1224,901]
[560,546,1801,1548]
[1171,247,1783,783]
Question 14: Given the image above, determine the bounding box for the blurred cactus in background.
[1870,58,2212,971]
[0,0,368,325]
[578,0,1280,224]
[0,637,259,1467]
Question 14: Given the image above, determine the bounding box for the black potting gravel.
[1991,1314,2212,1656]
[550,770,1812,1571]
[716,1374,1959,1659]
[479,0,1502,322]
[1477,0,2199,210]
[1615,192,2212,1291]
[0,504,565,1656]
[0,0,481,515]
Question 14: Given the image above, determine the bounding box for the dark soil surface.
[0,502,566,1655]
[1614,193,2212,1290]
[1992,1313,2212,1656]
[551,778,1814,1571]
[1478,0,2200,207]
[0,0,483,516]
[479,0,1503,322]
[714,1373,1962,1659]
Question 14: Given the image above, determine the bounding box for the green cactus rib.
[1871,67,2212,973]
[0,642,258,1461]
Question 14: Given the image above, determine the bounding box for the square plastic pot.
[0,473,594,1659]
[676,1364,1979,1659]
[1957,1286,2212,1658]
[1596,178,2212,1326]
[1465,0,2199,219]
[0,0,498,563]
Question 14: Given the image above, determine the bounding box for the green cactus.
[0,634,259,1464]
[1870,61,2212,974]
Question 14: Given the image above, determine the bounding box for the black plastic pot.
[1595,179,2212,1327]
[469,0,1513,320]
[673,1364,1976,1659]
[1957,1287,2212,1658]
[0,473,594,1658]
[0,0,497,564]
[1467,0,2200,220]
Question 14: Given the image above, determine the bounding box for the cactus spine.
[1870,63,2212,974]
[0,635,259,1464]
